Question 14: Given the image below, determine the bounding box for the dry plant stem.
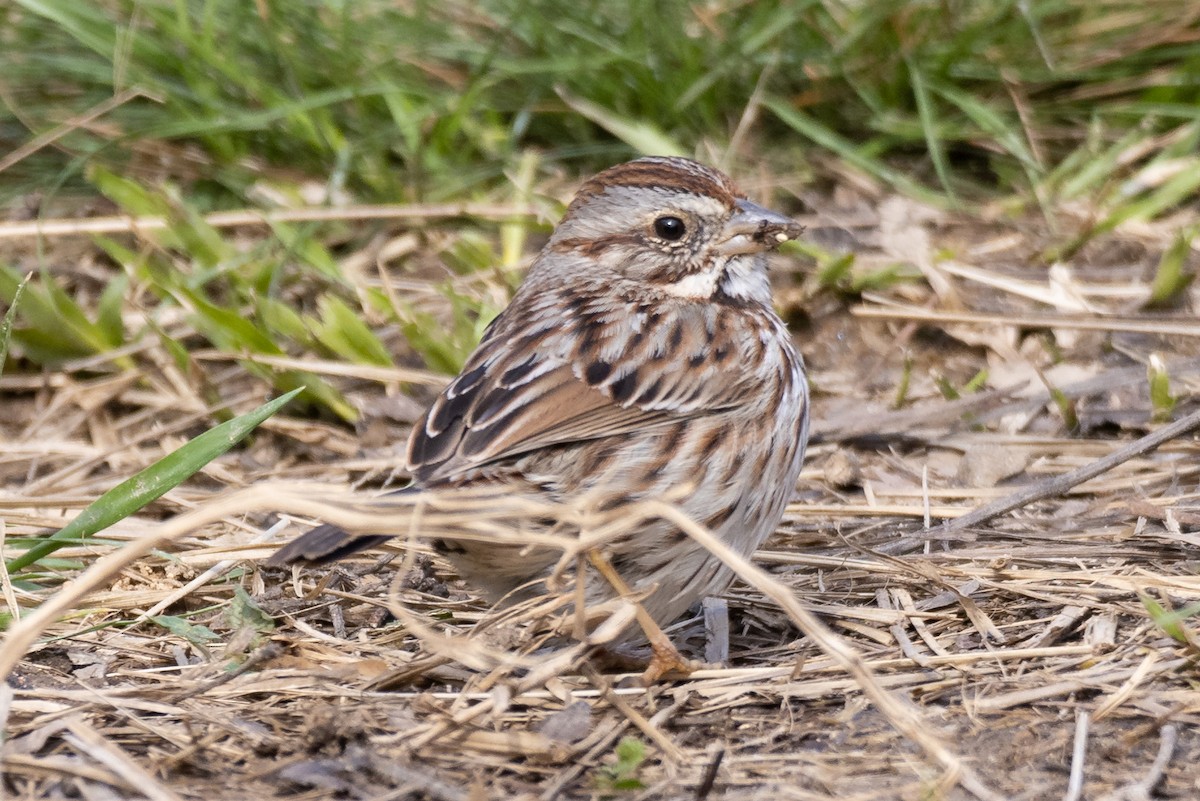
[1092,650,1160,721]
[403,642,591,752]
[191,351,446,386]
[813,386,1016,444]
[0,520,20,626]
[0,682,13,761]
[0,753,140,790]
[1096,724,1178,801]
[694,742,725,801]
[581,665,685,762]
[943,406,1200,533]
[61,716,185,801]
[134,519,291,625]
[0,203,537,240]
[853,305,1200,338]
[1063,711,1089,801]
[638,502,1004,801]
[539,717,632,801]
[0,487,380,678]
[5,486,987,799]
[0,87,158,176]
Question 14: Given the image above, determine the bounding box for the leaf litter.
[2,185,1200,800]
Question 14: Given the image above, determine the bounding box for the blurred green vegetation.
[3,0,1198,206]
[0,0,1197,408]
[1,0,1197,587]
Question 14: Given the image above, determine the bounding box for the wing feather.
[406,287,785,484]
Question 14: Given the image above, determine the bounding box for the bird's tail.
[266,524,394,566]
[265,487,414,566]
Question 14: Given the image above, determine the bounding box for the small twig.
[1136,724,1179,800]
[1097,724,1179,801]
[360,746,472,801]
[0,88,158,176]
[134,519,292,627]
[722,53,777,171]
[0,681,13,757]
[812,385,1016,444]
[1062,710,1089,801]
[0,202,537,241]
[62,716,185,801]
[853,306,1200,338]
[1095,651,1167,724]
[644,502,1005,801]
[166,643,284,703]
[581,665,685,763]
[539,718,630,801]
[694,741,725,801]
[944,406,1200,533]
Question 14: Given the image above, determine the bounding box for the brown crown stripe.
[569,158,740,212]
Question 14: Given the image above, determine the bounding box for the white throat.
[659,266,723,299]
[660,257,770,303]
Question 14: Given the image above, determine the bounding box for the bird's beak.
[715,198,804,257]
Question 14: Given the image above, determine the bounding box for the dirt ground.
[3,196,1200,800]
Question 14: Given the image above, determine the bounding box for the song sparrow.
[270,156,809,647]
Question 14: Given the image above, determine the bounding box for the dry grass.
[4,190,1200,800]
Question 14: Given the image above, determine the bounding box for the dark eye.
[653,216,687,241]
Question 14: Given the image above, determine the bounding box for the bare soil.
[3,195,1200,800]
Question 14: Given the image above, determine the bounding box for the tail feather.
[267,487,417,566]
[265,524,393,566]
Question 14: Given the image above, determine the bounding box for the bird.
[269,156,809,675]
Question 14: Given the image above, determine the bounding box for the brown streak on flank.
[641,422,686,481]
[704,506,734,530]
[751,450,770,481]
[721,442,746,485]
[669,321,683,350]
[696,426,724,461]
[778,355,795,395]
[576,440,618,479]
[763,384,782,420]
[743,331,764,365]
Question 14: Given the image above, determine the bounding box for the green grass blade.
[765,97,947,206]
[5,387,303,574]
[0,272,30,377]
[905,56,955,202]
[313,295,394,367]
[1146,226,1198,307]
[556,88,687,157]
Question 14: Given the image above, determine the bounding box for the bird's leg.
[586,550,698,683]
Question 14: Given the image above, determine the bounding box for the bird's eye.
[653,216,687,241]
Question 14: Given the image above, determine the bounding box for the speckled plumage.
[270,157,810,635]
